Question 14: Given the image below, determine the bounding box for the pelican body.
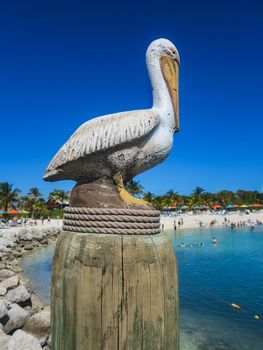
[44,39,180,203]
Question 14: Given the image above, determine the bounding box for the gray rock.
[6,260,18,267]
[41,239,48,245]
[12,251,23,259]
[39,336,49,347]
[3,304,29,334]
[31,294,44,313]
[24,232,34,241]
[11,266,23,274]
[1,231,17,242]
[47,335,51,346]
[0,263,6,269]
[0,287,7,296]
[0,254,9,261]
[6,286,31,306]
[0,299,8,319]
[0,270,15,281]
[4,329,42,350]
[0,327,10,348]
[32,230,45,241]
[0,238,15,249]
[24,244,33,250]
[6,256,14,262]
[23,311,50,338]
[17,229,34,242]
[0,275,19,290]
[0,246,11,253]
[17,228,27,237]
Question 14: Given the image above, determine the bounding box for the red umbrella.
[7,209,21,215]
[252,204,263,207]
[211,204,222,209]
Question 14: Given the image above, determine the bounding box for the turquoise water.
[171,226,263,349]
[20,227,263,349]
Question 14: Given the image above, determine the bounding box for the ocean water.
[20,226,263,349]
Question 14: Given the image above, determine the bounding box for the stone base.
[51,231,179,350]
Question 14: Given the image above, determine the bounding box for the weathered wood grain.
[51,232,179,350]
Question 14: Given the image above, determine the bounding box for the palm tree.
[189,186,206,207]
[125,179,144,198]
[0,182,21,212]
[143,191,155,204]
[201,191,214,207]
[28,187,42,200]
[152,195,167,210]
[49,189,70,209]
[216,190,235,206]
[25,187,43,218]
[165,190,178,207]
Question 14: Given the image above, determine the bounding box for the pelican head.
[146,38,180,132]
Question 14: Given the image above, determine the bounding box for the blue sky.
[0,0,263,197]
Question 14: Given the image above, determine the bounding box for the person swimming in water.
[212,237,218,244]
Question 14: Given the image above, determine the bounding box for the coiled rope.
[63,207,161,235]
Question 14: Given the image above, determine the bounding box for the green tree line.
[0,182,69,218]
[125,181,263,210]
[1,181,263,216]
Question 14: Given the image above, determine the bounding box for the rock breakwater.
[0,226,61,349]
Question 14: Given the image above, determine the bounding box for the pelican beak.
[160,56,179,133]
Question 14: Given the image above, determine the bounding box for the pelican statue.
[44,38,180,206]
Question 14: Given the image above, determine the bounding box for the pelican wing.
[44,109,159,179]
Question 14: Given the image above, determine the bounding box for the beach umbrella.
[211,204,221,209]
[252,203,263,207]
[193,205,203,209]
[162,206,169,211]
[0,210,6,214]
[181,205,188,210]
[240,204,248,208]
[20,210,29,214]
[7,209,20,215]
[226,204,234,209]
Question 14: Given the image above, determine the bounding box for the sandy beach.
[160,211,263,230]
[0,219,63,234]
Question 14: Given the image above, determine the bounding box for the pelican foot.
[113,172,149,207]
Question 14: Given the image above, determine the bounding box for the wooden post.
[51,231,179,349]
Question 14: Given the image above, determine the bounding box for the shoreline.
[160,211,263,230]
